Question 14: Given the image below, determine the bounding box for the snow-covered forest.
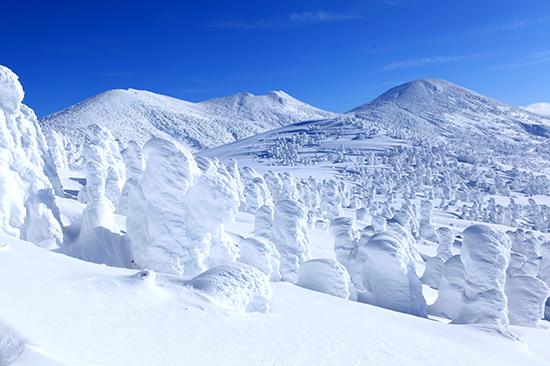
[2,64,550,365]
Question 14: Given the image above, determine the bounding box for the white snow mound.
[296,258,351,299]
[186,263,272,313]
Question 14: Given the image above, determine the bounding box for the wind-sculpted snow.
[61,125,130,267]
[427,255,466,320]
[242,166,272,213]
[118,140,145,216]
[0,65,62,249]
[253,205,273,239]
[187,263,272,313]
[77,124,125,210]
[0,317,68,365]
[453,225,511,327]
[127,138,240,276]
[238,236,281,281]
[39,88,338,151]
[356,231,427,317]
[296,258,351,299]
[419,200,438,243]
[183,161,240,269]
[505,275,549,327]
[0,318,26,366]
[44,129,68,170]
[128,138,200,274]
[270,200,312,283]
[421,227,456,289]
[329,217,358,268]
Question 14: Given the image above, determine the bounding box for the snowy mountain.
[201,79,550,174]
[349,79,550,158]
[38,88,338,151]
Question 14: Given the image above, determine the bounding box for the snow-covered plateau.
[2,64,550,365]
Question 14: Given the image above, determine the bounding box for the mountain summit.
[39,89,337,150]
[202,79,550,173]
[348,78,550,142]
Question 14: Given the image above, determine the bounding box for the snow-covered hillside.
[201,78,550,174]
[39,88,338,151]
[349,79,550,165]
[3,65,550,365]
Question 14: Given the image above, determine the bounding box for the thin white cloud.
[208,11,361,29]
[495,17,550,31]
[383,54,481,71]
[488,51,550,70]
[289,11,362,22]
[496,20,525,30]
[522,102,550,116]
[206,19,279,29]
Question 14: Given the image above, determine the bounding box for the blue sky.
[2,0,549,117]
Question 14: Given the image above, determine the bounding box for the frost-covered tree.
[0,65,62,249]
[270,199,311,283]
[296,258,351,299]
[329,217,358,268]
[356,231,427,317]
[118,140,144,215]
[238,236,281,281]
[62,124,130,267]
[453,225,511,327]
[128,138,239,276]
[426,255,465,320]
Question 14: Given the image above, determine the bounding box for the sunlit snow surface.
[3,71,550,365]
[1,233,549,366]
[39,89,338,151]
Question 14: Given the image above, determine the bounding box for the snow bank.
[0,65,62,249]
[0,316,68,366]
[270,200,311,283]
[296,258,351,299]
[238,236,281,281]
[187,263,272,313]
[0,318,26,366]
[453,225,511,327]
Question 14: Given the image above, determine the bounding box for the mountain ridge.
[348,79,550,138]
[201,79,550,174]
[39,88,338,151]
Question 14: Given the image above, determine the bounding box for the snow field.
[2,65,550,365]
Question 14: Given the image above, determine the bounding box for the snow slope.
[1,233,548,366]
[349,79,550,161]
[39,89,338,151]
[201,79,550,176]
[4,69,550,365]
